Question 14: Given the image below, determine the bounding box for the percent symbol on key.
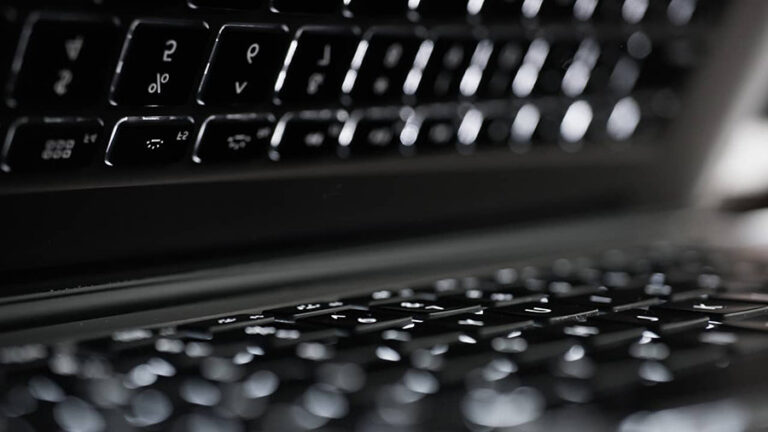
[148,73,170,94]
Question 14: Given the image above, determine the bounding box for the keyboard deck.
[0,0,723,188]
[3,245,768,431]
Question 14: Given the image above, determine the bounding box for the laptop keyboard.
[0,1,722,178]
[3,246,768,431]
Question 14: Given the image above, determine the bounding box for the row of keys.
[7,15,699,108]
[189,0,722,25]
[104,245,768,343]
[2,0,721,23]
[69,294,768,360]
[1,97,656,171]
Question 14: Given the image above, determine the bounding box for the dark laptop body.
[2,1,768,430]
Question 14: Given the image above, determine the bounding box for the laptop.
[2,0,768,430]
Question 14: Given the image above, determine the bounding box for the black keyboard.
[0,1,723,179]
[3,245,768,431]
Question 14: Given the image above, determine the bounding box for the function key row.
[5,14,701,109]
[1,97,658,172]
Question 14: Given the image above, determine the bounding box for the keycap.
[449,287,547,308]
[242,322,342,349]
[610,0,652,23]
[543,281,604,298]
[639,0,701,26]
[587,346,723,395]
[193,114,275,163]
[0,344,48,367]
[346,0,409,16]
[198,24,289,106]
[460,386,546,429]
[511,37,552,98]
[649,344,726,378]
[344,287,416,306]
[400,112,459,154]
[413,0,469,18]
[178,313,274,334]
[378,325,464,353]
[429,311,534,338]
[722,317,768,333]
[434,345,515,386]
[490,329,579,367]
[333,323,458,365]
[481,0,524,18]
[411,35,477,99]
[597,308,709,334]
[600,96,645,143]
[476,38,531,98]
[658,299,768,322]
[302,309,413,334]
[533,38,586,96]
[665,328,768,357]
[338,109,404,158]
[643,279,712,301]
[105,117,195,166]
[346,29,422,103]
[636,36,701,91]
[8,14,119,108]
[277,27,358,104]
[559,100,594,149]
[53,397,105,432]
[375,298,482,319]
[506,102,542,150]
[556,321,646,349]
[495,302,599,324]
[476,113,512,148]
[79,328,164,354]
[271,0,341,14]
[267,300,349,320]
[587,35,649,95]
[534,103,569,146]
[111,20,209,106]
[575,1,630,23]
[189,0,264,9]
[670,0,726,25]
[1,118,102,173]
[270,111,345,161]
[530,0,579,21]
[412,278,466,298]
[562,289,661,312]
[714,292,768,304]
